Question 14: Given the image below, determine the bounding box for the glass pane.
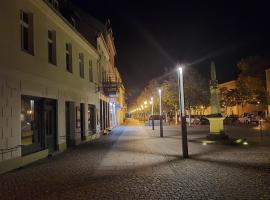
[88,106,91,130]
[48,31,53,40]
[21,98,40,146]
[23,27,29,50]
[48,43,53,63]
[66,54,70,70]
[22,12,29,24]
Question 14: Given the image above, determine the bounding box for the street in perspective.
[1,0,270,199]
[1,119,270,199]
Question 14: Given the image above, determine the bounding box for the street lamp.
[158,88,163,137]
[177,65,189,158]
[150,97,154,130]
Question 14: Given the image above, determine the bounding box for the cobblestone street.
[1,119,270,200]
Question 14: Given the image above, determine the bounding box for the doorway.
[88,104,96,134]
[44,100,57,154]
[65,101,75,147]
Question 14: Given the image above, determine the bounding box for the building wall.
[219,80,265,116]
[190,80,266,116]
[0,0,102,163]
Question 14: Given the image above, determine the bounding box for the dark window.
[20,10,34,54]
[89,60,93,82]
[79,53,84,78]
[48,0,59,10]
[66,43,72,73]
[71,17,77,28]
[48,30,57,65]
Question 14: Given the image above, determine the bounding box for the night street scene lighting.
[1,0,270,199]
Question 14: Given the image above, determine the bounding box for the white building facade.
[0,0,123,173]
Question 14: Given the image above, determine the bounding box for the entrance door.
[65,101,75,147]
[44,100,57,154]
[80,103,85,141]
[88,104,96,134]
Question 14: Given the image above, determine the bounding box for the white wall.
[0,0,102,162]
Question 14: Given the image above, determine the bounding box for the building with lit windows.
[0,0,126,173]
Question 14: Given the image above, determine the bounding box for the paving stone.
[0,119,270,199]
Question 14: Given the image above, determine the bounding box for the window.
[20,10,34,54]
[21,96,42,155]
[79,53,84,78]
[71,17,77,28]
[66,43,72,72]
[48,30,57,65]
[97,60,101,83]
[48,0,59,10]
[89,60,93,82]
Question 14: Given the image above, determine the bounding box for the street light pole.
[150,97,154,130]
[178,66,189,158]
[159,89,163,137]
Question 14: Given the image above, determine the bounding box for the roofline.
[39,0,99,58]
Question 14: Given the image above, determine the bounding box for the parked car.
[186,115,200,125]
[239,113,259,124]
[149,115,165,120]
[199,117,209,125]
[224,115,239,124]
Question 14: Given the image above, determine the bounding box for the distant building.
[190,79,266,116]
[219,80,265,116]
[0,0,126,173]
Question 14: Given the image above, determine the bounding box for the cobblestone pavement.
[0,119,270,200]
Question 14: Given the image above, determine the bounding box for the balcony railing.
[102,72,120,97]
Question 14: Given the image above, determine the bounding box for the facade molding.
[32,0,99,59]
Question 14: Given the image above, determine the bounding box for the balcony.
[102,72,120,97]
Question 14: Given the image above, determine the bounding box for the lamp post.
[158,88,163,137]
[177,66,189,158]
[150,97,154,130]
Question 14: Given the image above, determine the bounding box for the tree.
[161,80,178,113]
[183,68,210,114]
[220,87,241,115]
[237,56,270,106]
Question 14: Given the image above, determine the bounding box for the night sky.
[73,0,270,103]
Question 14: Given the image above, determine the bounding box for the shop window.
[21,96,42,155]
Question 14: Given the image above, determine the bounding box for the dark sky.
[73,0,270,102]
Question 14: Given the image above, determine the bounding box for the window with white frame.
[79,53,84,78]
[66,43,72,73]
[20,10,34,54]
[48,30,57,65]
[89,60,93,82]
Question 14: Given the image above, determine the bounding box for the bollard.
[152,117,155,130]
[181,116,189,158]
[160,115,163,137]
